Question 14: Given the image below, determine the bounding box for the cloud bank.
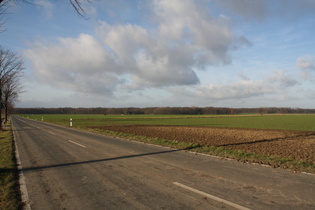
[25,0,250,95]
[21,0,315,108]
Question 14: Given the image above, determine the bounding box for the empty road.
[12,116,315,209]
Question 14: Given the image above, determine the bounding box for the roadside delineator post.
[42,117,43,122]
[70,118,72,127]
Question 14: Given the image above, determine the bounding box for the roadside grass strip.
[0,129,22,210]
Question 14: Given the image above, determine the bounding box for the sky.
[2,0,315,108]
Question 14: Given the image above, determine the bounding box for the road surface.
[12,116,315,209]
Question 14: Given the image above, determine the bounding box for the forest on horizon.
[13,107,315,115]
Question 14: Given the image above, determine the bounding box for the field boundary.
[88,126,315,174]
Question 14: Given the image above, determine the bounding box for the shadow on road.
[20,145,202,173]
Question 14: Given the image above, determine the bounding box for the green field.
[20,114,315,131]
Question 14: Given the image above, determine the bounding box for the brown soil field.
[92,125,315,165]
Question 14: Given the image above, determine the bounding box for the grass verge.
[0,129,22,210]
[90,128,315,174]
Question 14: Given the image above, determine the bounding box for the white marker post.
[70,118,73,127]
[42,117,43,122]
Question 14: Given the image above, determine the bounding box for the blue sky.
[2,0,315,108]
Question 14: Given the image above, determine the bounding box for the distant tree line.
[13,107,315,115]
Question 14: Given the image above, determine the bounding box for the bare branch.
[0,0,10,33]
[68,0,93,19]
[70,0,84,15]
[1,0,93,31]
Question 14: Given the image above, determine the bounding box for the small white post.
[42,117,43,122]
[70,118,73,127]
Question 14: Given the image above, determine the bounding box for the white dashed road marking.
[173,182,251,210]
[68,140,86,148]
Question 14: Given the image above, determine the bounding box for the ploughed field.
[93,125,315,165]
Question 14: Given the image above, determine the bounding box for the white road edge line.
[68,140,86,148]
[12,126,32,210]
[173,182,251,210]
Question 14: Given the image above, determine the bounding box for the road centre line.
[173,182,251,210]
[68,140,86,148]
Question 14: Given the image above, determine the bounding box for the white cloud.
[297,55,315,70]
[152,0,240,66]
[216,0,268,21]
[268,70,299,88]
[195,80,274,100]
[300,70,315,82]
[25,0,252,96]
[24,34,120,95]
[185,70,299,102]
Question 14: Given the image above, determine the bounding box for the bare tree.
[0,46,24,127]
[2,73,23,122]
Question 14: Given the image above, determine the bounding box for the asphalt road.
[12,116,315,210]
